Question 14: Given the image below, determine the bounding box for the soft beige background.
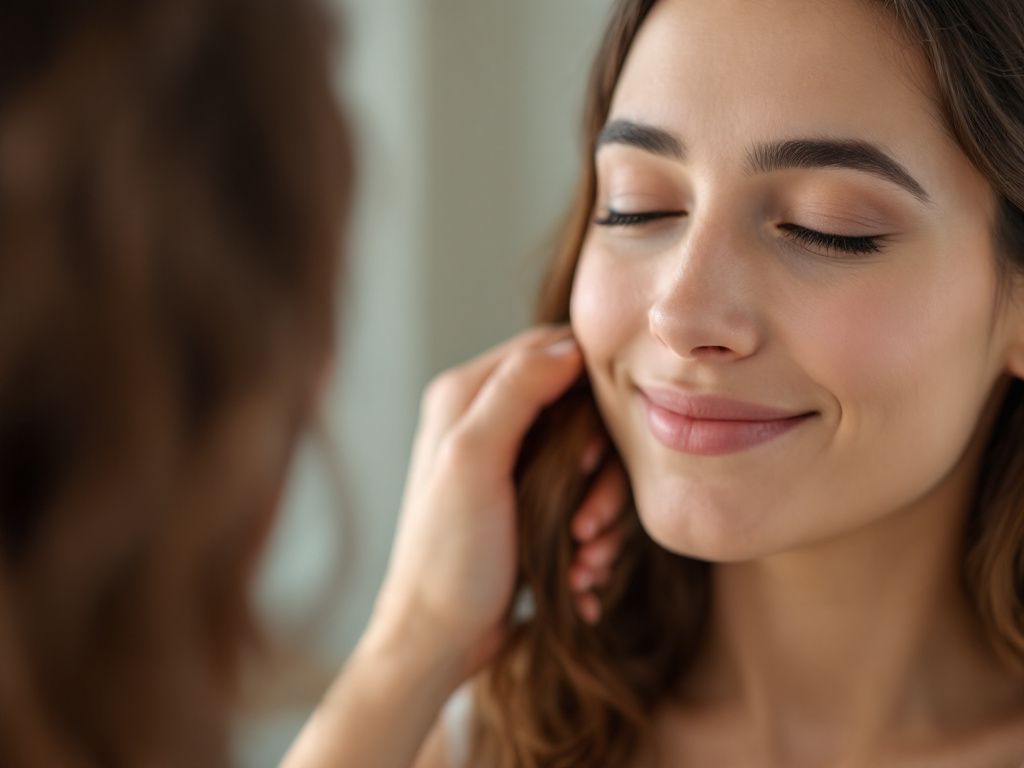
[235,1,615,764]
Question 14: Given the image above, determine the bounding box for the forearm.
[281,618,464,768]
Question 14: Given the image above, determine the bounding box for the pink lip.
[637,385,816,456]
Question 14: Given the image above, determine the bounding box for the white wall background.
[235,1,615,764]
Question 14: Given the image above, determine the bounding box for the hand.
[283,327,628,768]
[363,325,585,683]
[568,439,630,625]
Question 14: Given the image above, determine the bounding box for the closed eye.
[778,223,884,255]
[593,210,886,257]
[593,209,685,227]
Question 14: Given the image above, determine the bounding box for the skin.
[283,326,630,768]
[570,0,1024,765]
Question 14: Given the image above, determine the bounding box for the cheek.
[569,243,647,365]
[569,244,651,459]
[795,250,998,474]
[796,279,913,400]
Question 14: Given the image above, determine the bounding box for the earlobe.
[1000,283,1024,379]
[1005,323,1024,380]
[1007,351,1024,381]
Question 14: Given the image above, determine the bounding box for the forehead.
[611,0,943,160]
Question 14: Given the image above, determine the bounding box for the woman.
[400,0,1024,765]
[0,0,620,766]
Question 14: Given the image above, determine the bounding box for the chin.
[631,479,786,563]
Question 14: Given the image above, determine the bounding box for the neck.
[705,501,990,755]
[684,397,1020,764]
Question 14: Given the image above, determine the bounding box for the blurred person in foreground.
[0,1,625,766]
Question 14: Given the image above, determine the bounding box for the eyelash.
[776,223,882,255]
[593,210,884,256]
[594,210,683,227]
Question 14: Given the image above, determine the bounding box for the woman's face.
[570,0,1024,561]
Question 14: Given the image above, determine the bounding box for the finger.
[571,461,628,542]
[569,563,593,593]
[577,520,627,569]
[579,434,605,475]
[569,562,612,593]
[408,325,568,487]
[589,564,613,589]
[453,337,584,470]
[420,325,567,434]
[574,592,602,625]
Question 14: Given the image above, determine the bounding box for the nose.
[647,224,761,362]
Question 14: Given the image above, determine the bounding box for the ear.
[1007,351,1024,380]
[1003,280,1024,380]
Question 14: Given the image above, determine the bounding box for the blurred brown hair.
[472,0,1024,765]
[0,0,350,765]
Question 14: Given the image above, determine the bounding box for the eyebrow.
[595,119,931,204]
[596,119,686,160]
[748,139,930,204]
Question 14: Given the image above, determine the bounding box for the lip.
[637,385,817,456]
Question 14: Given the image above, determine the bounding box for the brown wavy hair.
[0,0,349,765]
[473,0,1024,765]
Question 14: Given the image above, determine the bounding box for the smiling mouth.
[635,386,818,456]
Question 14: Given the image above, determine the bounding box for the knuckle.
[495,348,538,388]
[421,370,463,413]
[595,536,617,557]
[437,424,485,467]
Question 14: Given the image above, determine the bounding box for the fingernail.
[545,337,578,356]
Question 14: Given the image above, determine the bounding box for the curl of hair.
[0,1,350,765]
[472,1,1024,765]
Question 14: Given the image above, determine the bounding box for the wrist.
[355,600,472,698]
[284,601,469,768]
